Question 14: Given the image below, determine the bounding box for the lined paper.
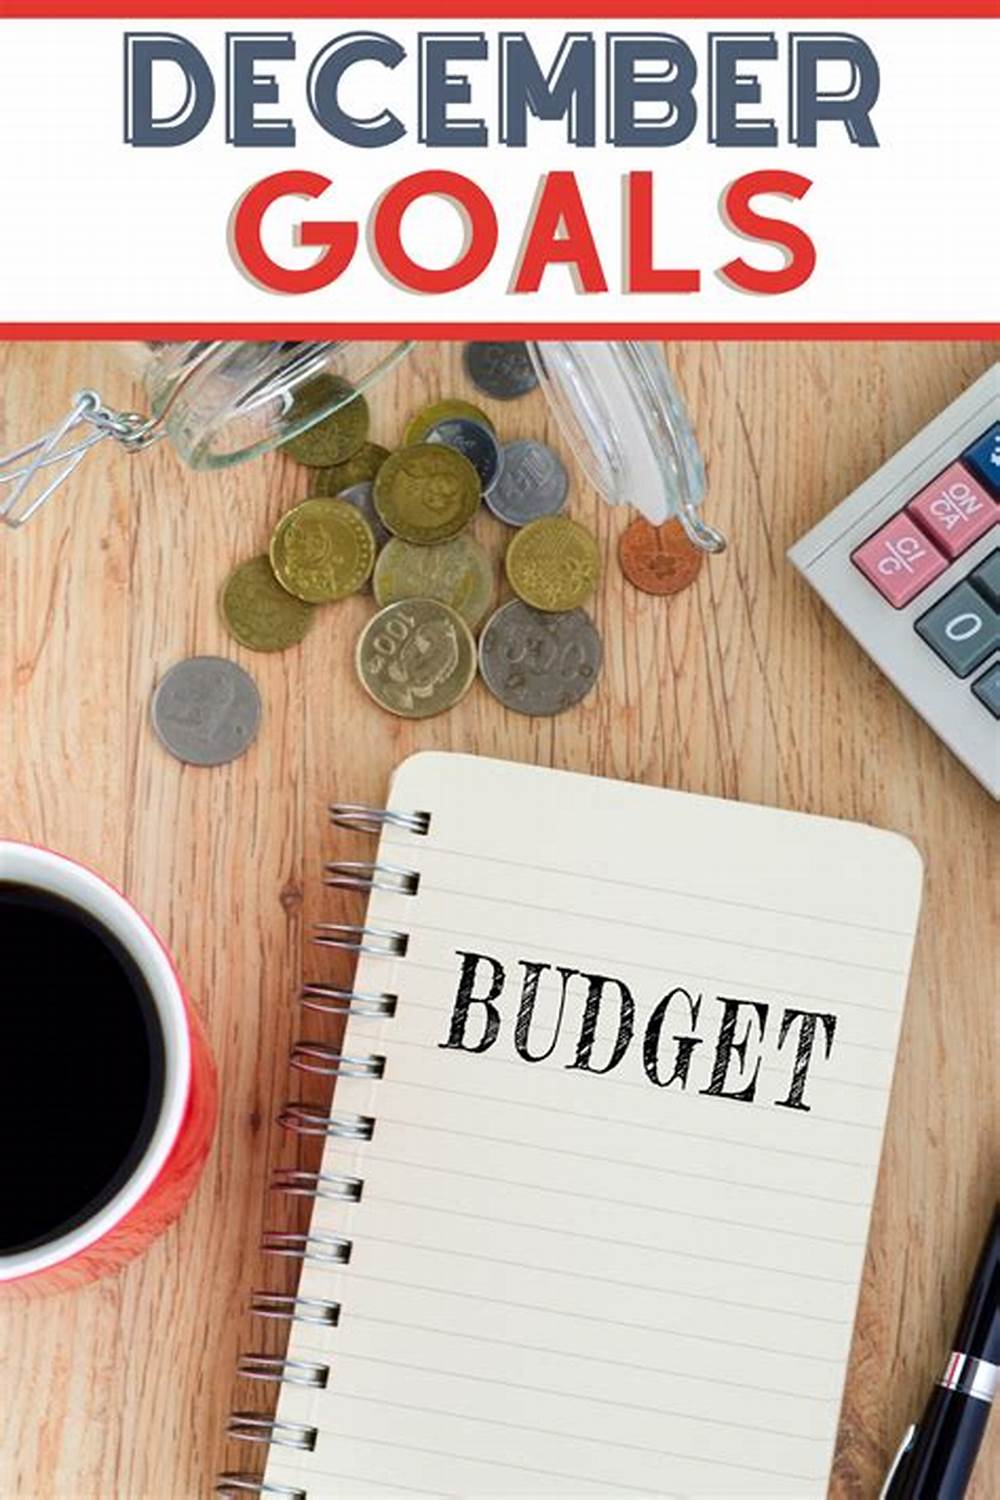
[265,754,922,1497]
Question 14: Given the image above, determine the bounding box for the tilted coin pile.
[218,342,703,722]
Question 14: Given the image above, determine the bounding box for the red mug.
[0,841,217,1295]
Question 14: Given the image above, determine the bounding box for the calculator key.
[852,512,947,607]
[906,462,996,559]
[915,580,1000,677]
[971,662,1000,718]
[962,422,1000,497]
[970,549,1000,611]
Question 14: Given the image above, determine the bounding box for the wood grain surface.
[0,339,997,1499]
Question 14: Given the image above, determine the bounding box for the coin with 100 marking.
[356,598,476,718]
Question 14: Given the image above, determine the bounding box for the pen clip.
[878,1423,916,1499]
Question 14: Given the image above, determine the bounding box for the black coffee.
[0,882,166,1255]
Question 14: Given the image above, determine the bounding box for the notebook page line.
[407,880,912,975]
[347,1236,857,1320]
[339,1264,851,1348]
[342,1142,871,1211]
[380,833,915,938]
[317,1391,830,1478]
[303,1341,837,1413]
[375,1110,878,1181]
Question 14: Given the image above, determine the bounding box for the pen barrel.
[884,1387,992,1499]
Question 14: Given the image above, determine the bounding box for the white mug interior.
[0,842,191,1281]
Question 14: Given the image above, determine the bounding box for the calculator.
[788,364,999,799]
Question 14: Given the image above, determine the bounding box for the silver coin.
[425,417,503,494]
[151,656,262,766]
[463,341,538,401]
[485,439,569,526]
[337,481,391,548]
[478,600,602,716]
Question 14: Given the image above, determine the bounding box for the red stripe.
[0,2,996,14]
[1,322,997,341]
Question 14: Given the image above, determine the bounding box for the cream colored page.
[265,752,922,1497]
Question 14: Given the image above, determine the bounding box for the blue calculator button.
[962,422,1000,497]
[915,579,1000,678]
[971,661,1000,719]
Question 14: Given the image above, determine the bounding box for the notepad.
[258,753,923,1497]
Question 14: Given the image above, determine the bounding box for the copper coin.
[618,518,703,596]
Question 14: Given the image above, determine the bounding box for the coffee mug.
[0,841,217,1295]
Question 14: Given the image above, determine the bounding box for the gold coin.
[505,515,600,612]
[280,375,370,467]
[373,536,494,630]
[374,443,481,545]
[314,442,390,497]
[220,555,315,652]
[356,599,477,718]
[404,399,495,447]
[270,498,375,603]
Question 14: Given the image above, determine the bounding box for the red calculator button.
[852,512,948,607]
[906,462,996,559]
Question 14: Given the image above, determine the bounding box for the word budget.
[438,950,841,1114]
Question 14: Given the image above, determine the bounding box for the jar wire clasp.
[0,389,162,529]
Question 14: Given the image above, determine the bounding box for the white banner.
[0,17,996,326]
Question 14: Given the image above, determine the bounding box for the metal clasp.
[0,388,163,529]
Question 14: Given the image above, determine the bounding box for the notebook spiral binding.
[217,801,427,1499]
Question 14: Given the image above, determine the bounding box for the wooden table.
[1,339,996,1499]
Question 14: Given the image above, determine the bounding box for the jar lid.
[528,341,724,552]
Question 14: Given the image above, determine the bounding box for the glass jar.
[0,340,724,551]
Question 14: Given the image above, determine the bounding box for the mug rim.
[0,841,192,1280]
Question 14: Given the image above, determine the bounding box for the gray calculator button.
[970,549,1000,611]
[971,662,1000,718]
[915,580,1000,678]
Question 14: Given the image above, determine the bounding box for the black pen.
[881,1206,999,1498]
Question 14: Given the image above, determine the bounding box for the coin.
[373,535,494,630]
[220,555,315,652]
[404,399,495,446]
[334,481,392,549]
[374,443,481,545]
[486,439,568,526]
[356,599,477,718]
[280,375,370,467]
[618,517,703,596]
[151,657,262,766]
[479,600,602,716]
[270,498,375,603]
[425,417,503,494]
[314,442,389,497]
[505,515,600,612]
[463,341,538,401]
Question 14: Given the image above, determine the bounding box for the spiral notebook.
[224,752,924,1498]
